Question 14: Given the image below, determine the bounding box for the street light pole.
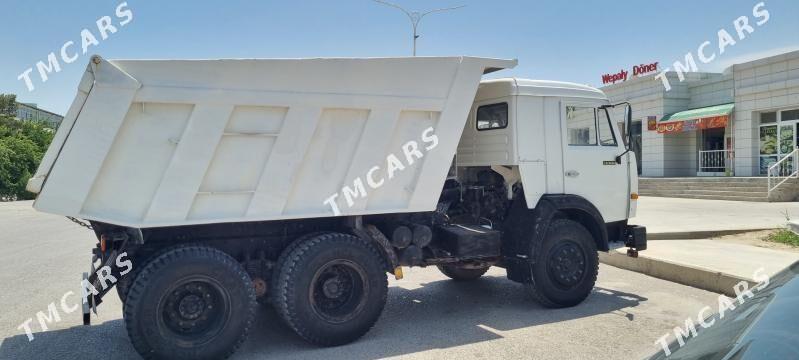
[373,0,465,56]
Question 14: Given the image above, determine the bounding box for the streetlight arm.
[371,0,466,56]
[372,0,414,21]
[419,5,466,20]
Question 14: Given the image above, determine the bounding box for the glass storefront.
[759,109,799,174]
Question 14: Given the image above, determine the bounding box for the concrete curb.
[788,221,799,235]
[646,228,773,240]
[599,251,754,297]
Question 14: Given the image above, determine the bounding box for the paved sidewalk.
[602,197,799,295]
[602,237,799,297]
[631,196,799,236]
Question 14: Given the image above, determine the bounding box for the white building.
[16,102,64,129]
[602,50,799,178]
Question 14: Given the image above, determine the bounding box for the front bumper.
[625,225,647,251]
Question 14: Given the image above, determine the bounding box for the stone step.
[639,187,766,194]
[640,179,770,185]
[639,183,765,190]
[640,177,768,181]
[640,181,769,189]
[640,194,770,202]
[640,189,766,196]
[641,188,767,195]
[637,177,799,201]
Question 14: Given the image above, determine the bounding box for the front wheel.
[123,245,256,360]
[271,232,388,346]
[527,219,598,308]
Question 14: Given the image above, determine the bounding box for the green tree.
[0,94,17,117]
[0,114,53,200]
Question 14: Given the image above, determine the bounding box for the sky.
[2,0,798,115]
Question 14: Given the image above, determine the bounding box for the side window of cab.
[565,105,618,147]
[476,103,508,131]
[565,106,597,145]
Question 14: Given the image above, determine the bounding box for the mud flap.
[82,272,92,325]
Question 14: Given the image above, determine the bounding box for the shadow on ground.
[0,275,646,360]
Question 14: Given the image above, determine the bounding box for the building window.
[759,125,778,174]
[566,106,597,145]
[758,109,799,175]
[760,112,776,124]
[782,109,799,122]
[476,103,508,131]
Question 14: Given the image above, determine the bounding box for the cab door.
[560,101,629,222]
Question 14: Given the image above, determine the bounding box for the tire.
[527,219,598,308]
[437,265,490,281]
[117,251,154,306]
[258,231,328,308]
[123,245,256,360]
[117,275,132,304]
[271,232,388,347]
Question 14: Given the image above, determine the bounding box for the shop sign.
[602,69,628,85]
[633,62,659,77]
[647,116,657,131]
[602,62,659,85]
[704,116,728,129]
[656,116,729,134]
[657,121,684,134]
[683,119,699,132]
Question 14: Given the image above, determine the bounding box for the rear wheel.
[116,251,155,307]
[527,219,598,308]
[123,245,256,360]
[271,232,388,346]
[437,265,490,281]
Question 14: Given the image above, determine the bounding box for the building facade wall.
[15,103,63,128]
[732,51,799,176]
[601,50,799,178]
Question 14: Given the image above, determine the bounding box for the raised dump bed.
[28,56,516,228]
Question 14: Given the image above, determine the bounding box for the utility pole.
[373,0,465,56]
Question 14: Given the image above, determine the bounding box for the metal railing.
[768,147,799,195]
[698,149,732,173]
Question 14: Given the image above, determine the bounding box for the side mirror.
[624,104,633,150]
[614,103,633,164]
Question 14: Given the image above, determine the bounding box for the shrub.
[0,115,54,201]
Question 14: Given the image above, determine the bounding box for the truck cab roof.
[476,78,607,102]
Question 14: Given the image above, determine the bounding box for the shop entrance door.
[698,128,727,174]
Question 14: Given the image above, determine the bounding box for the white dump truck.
[28,55,646,359]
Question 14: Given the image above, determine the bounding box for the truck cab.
[460,78,636,222]
[432,78,645,302]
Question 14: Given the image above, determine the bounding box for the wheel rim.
[309,259,369,324]
[158,276,229,343]
[547,240,587,289]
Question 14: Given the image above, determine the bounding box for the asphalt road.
[0,201,721,360]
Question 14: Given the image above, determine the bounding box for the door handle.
[565,170,580,178]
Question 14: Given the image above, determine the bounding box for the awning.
[657,103,734,134]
